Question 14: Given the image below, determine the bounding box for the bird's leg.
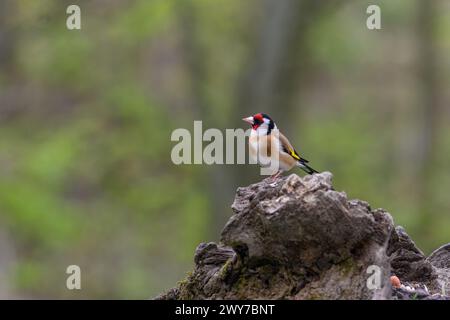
[268,171,282,187]
[271,171,282,180]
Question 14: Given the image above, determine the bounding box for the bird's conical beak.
[242,117,254,125]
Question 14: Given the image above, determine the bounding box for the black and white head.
[242,113,276,135]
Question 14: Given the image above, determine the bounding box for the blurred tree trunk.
[0,228,17,299]
[177,2,237,238]
[0,1,15,72]
[0,3,17,298]
[0,0,17,121]
[237,0,310,134]
[415,0,439,246]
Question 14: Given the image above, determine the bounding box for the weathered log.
[156,172,450,300]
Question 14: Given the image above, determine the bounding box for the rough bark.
[156,172,450,300]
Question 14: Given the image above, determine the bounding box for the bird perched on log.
[242,113,318,181]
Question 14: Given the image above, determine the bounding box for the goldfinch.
[243,113,318,180]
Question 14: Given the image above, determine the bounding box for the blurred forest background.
[0,0,449,299]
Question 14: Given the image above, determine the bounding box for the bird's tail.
[297,161,319,175]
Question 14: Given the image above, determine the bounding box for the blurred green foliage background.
[0,0,449,298]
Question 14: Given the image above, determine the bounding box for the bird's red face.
[242,113,265,130]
